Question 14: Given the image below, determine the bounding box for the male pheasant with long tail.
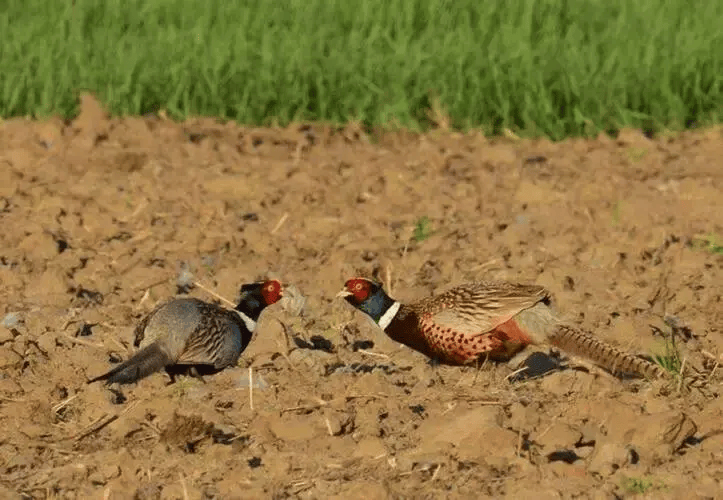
[337,277,666,379]
[89,279,284,385]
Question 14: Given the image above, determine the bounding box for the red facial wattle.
[262,280,283,305]
[345,278,371,302]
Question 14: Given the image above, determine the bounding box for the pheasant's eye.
[354,283,363,291]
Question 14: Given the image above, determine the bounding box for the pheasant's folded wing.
[177,317,227,366]
[423,281,550,336]
[178,314,246,369]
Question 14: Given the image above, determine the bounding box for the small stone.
[0,484,22,500]
[278,284,306,317]
[237,372,268,390]
[89,464,121,485]
[0,327,15,344]
[134,482,163,500]
[34,119,64,149]
[17,232,58,262]
[587,441,631,476]
[0,346,22,369]
[0,376,23,395]
[539,370,587,396]
[575,445,595,459]
[353,437,386,458]
[535,422,583,452]
[287,348,332,376]
[503,484,562,500]
[325,410,355,436]
[631,411,698,460]
[12,335,27,356]
[507,401,543,429]
[24,269,69,305]
[1,312,21,330]
[176,268,195,289]
[37,331,57,354]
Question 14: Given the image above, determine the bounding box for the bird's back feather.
[415,281,551,336]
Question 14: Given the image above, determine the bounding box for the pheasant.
[88,279,283,385]
[337,277,666,379]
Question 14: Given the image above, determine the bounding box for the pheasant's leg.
[471,355,485,385]
[189,366,207,384]
[427,356,442,368]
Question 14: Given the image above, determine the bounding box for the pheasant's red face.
[261,280,283,305]
[344,278,372,303]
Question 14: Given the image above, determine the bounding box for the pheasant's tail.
[87,343,173,385]
[548,324,667,380]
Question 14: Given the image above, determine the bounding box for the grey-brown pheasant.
[338,277,666,379]
[89,280,283,385]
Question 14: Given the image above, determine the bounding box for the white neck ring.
[236,311,257,333]
[378,301,401,331]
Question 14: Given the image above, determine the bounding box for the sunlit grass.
[1,0,721,138]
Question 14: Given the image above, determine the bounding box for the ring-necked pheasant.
[88,279,283,385]
[337,277,666,379]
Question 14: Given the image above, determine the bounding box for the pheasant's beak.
[335,290,353,299]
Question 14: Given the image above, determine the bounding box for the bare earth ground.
[0,95,722,499]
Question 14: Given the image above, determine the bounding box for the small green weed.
[626,147,648,163]
[620,475,664,494]
[611,201,623,226]
[412,216,434,242]
[691,234,723,255]
[652,334,683,376]
[171,376,199,398]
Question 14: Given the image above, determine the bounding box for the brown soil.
[0,95,722,499]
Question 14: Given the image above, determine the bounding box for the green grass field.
[1,0,721,138]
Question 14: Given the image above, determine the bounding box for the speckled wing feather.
[415,281,551,336]
[176,304,249,369]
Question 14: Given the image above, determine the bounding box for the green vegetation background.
[1,0,721,138]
